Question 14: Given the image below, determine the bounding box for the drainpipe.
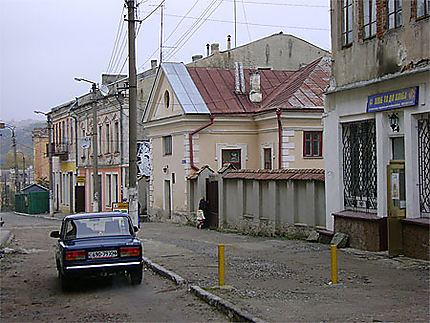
[276,109,282,169]
[68,98,79,213]
[189,115,214,171]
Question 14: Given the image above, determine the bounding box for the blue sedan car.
[50,212,143,290]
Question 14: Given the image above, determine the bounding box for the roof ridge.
[260,57,327,110]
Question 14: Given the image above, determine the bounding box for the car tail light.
[66,250,86,261]
[120,247,140,257]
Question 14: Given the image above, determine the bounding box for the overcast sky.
[0,0,330,122]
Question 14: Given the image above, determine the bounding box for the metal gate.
[205,178,219,228]
[418,114,430,216]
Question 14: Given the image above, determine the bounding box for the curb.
[14,212,62,221]
[142,257,264,323]
[142,257,186,285]
[190,285,266,323]
[0,230,14,248]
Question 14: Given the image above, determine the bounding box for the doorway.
[164,180,171,219]
[205,178,219,228]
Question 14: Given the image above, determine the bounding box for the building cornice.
[326,65,430,95]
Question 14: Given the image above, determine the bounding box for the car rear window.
[64,216,133,239]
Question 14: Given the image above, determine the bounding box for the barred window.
[342,120,377,210]
[342,0,353,46]
[418,114,430,216]
[387,0,402,29]
[363,0,377,38]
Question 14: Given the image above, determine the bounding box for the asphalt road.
[0,212,228,322]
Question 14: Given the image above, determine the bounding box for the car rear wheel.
[130,266,143,285]
[59,271,72,291]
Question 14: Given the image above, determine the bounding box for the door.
[69,172,74,213]
[206,178,219,228]
[387,160,406,257]
[164,180,171,219]
[75,186,85,213]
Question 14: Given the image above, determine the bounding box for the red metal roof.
[186,57,330,115]
[223,168,325,181]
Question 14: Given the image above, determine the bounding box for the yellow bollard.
[218,244,235,287]
[331,245,338,284]
[218,245,225,286]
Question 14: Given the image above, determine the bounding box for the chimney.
[151,59,158,69]
[206,43,210,56]
[234,62,240,93]
[192,54,203,62]
[249,71,262,103]
[227,35,231,50]
[239,62,245,93]
[211,43,219,55]
[234,62,246,94]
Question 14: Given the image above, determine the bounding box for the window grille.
[418,114,430,216]
[342,120,377,210]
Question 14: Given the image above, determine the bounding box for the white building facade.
[325,0,429,257]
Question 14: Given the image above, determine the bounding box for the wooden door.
[205,178,218,228]
[75,186,85,213]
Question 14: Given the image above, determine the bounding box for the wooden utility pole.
[127,0,138,225]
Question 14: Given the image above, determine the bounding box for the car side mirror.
[133,226,139,232]
[50,231,60,238]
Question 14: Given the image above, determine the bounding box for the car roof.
[63,212,131,220]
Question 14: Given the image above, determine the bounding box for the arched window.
[164,90,170,109]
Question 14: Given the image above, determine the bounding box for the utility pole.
[160,2,164,64]
[127,0,138,225]
[34,111,54,216]
[234,0,237,48]
[91,82,100,212]
[12,130,18,192]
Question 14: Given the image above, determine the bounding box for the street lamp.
[74,77,100,212]
[0,122,18,193]
[34,110,54,216]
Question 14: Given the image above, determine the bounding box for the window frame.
[362,0,377,39]
[114,121,119,152]
[417,0,430,19]
[341,0,353,47]
[387,0,402,29]
[221,149,241,169]
[303,131,323,158]
[163,135,172,156]
[105,123,110,154]
[263,147,272,170]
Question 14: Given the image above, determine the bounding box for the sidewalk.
[138,222,429,322]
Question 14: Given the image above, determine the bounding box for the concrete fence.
[218,169,326,237]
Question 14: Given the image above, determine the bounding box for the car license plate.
[88,250,117,259]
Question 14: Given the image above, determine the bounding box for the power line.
[164,0,223,61]
[221,0,328,7]
[240,0,252,42]
[106,4,127,74]
[138,0,201,71]
[151,11,329,31]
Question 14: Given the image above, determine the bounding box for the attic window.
[164,90,170,109]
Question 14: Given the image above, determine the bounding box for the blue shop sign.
[367,87,418,112]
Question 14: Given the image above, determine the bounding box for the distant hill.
[0,119,46,168]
